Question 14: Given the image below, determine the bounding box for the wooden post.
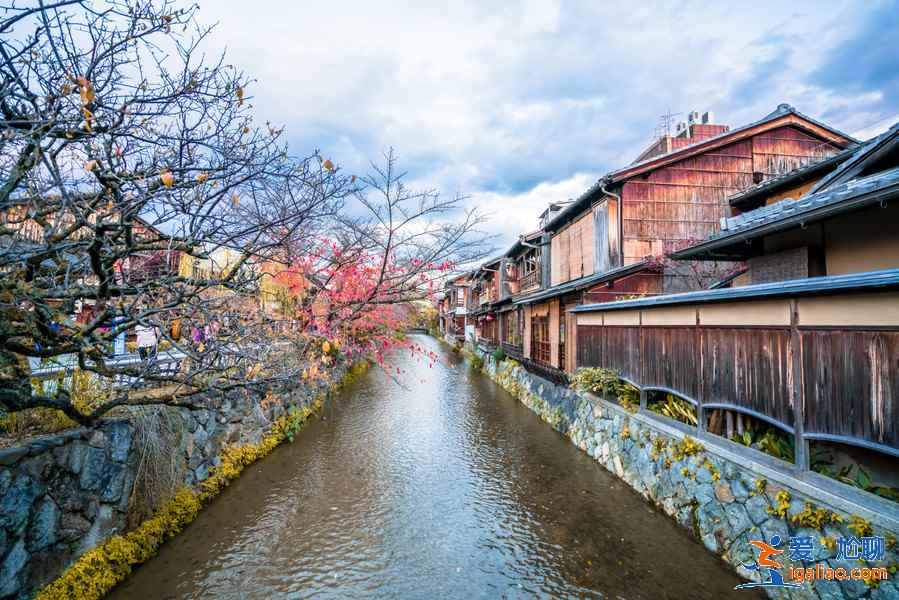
[790,299,809,471]
[696,307,705,434]
[639,309,647,410]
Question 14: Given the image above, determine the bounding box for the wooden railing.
[501,342,523,361]
[521,357,569,386]
[519,269,540,292]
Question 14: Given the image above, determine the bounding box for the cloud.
[466,173,597,248]
[200,0,899,246]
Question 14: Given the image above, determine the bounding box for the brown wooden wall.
[551,210,595,286]
[802,329,899,450]
[620,125,843,264]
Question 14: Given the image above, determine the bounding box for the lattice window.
[531,316,551,364]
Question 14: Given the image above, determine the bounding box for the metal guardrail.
[29,349,189,392]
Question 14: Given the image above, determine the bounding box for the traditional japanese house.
[491,229,545,361]
[516,104,856,376]
[437,274,471,343]
[671,120,899,282]
[570,121,899,498]
[470,257,502,348]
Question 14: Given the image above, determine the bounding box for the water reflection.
[112,336,754,599]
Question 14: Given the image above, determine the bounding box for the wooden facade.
[465,107,861,397]
[618,125,846,267]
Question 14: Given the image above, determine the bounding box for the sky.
[203,0,899,248]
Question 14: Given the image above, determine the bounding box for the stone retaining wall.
[473,348,899,600]
[0,364,345,599]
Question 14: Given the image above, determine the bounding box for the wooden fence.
[575,292,899,465]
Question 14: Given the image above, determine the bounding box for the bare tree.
[0,1,485,426]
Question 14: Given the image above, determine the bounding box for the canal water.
[112,335,755,599]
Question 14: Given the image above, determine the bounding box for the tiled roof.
[671,164,899,259]
[571,268,899,313]
[807,121,899,194]
[513,260,651,306]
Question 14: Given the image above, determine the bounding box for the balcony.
[478,288,498,306]
[518,268,541,293]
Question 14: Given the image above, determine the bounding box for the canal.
[112,335,754,599]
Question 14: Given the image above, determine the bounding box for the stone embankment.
[0,361,355,599]
[468,344,899,600]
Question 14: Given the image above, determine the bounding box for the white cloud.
[466,173,597,248]
[197,0,896,242]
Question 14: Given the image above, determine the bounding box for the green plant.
[570,367,619,396]
[810,445,899,503]
[647,393,697,426]
[792,502,839,530]
[570,368,640,412]
[815,462,899,503]
[731,427,794,463]
[767,489,792,519]
[491,346,506,363]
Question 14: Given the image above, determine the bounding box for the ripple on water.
[111,336,758,600]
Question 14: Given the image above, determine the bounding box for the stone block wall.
[0,363,344,599]
[476,349,899,600]
[0,421,133,599]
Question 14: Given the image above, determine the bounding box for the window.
[519,249,541,291]
[531,316,551,364]
[502,310,521,347]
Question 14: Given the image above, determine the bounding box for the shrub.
[731,427,795,463]
[647,392,697,426]
[491,346,506,363]
[570,367,640,412]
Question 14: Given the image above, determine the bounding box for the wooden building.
[437,274,471,343]
[515,104,856,376]
[672,120,899,283]
[570,119,899,481]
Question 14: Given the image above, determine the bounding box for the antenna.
[654,109,682,140]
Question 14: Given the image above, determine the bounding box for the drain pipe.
[599,178,623,268]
